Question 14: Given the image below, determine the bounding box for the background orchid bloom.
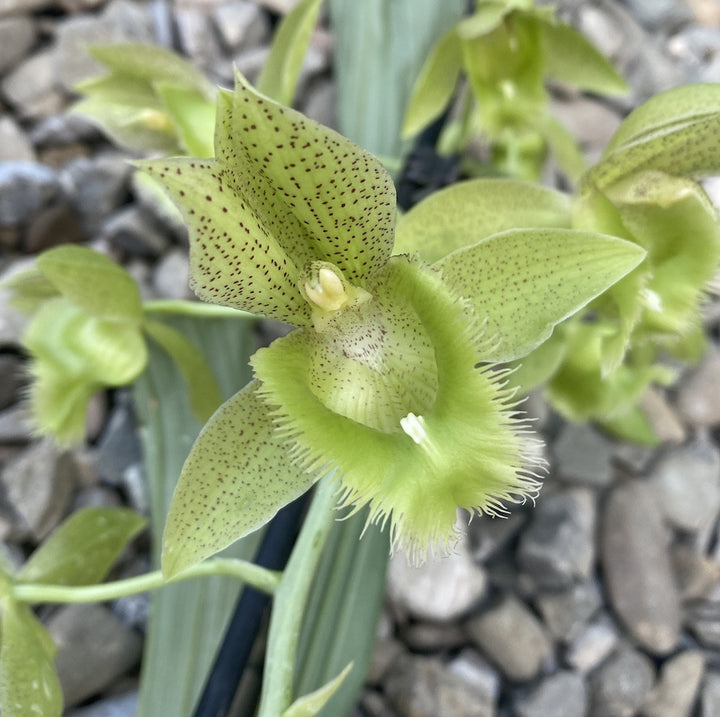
[140,73,645,575]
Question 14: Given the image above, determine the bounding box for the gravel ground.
[1,0,720,715]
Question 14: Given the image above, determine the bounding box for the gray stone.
[566,614,620,674]
[366,637,404,686]
[24,201,85,252]
[1,438,76,540]
[676,347,720,427]
[385,654,495,717]
[672,544,720,601]
[685,601,720,650]
[0,353,26,410]
[1,49,66,119]
[401,621,467,652]
[0,404,33,443]
[620,0,693,31]
[0,15,36,75]
[93,393,142,486]
[641,650,705,717]
[648,435,720,533]
[175,5,223,75]
[515,670,587,717]
[48,603,143,707]
[517,488,595,590]
[702,672,720,717]
[30,113,102,149]
[448,649,501,705]
[388,530,487,621]
[468,510,526,562]
[64,690,138,717]
[668,27,720,84]
[62,153,132,235]
[0,161,61,227]
[638,389,686,444]
[467,595,552,682]
[102,206,169,258]
[590,645,655,717]
[553,422,614,486]
[0,0,49,15]
[601,480,681,655]
[212,1,270,51]
[0,259,34,345]
[232,45,271,85]
[300,78,338,129]
[536,580,602,642]
[152,248,192,300]
[0,116,35,162]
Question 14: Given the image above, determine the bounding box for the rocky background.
[0,0,719,715]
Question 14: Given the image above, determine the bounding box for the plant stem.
[256,475,338,716]
[143,300,254,320]
[13,558,281,605]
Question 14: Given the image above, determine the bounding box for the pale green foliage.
[5,246,222,443]
[143,74,643,574]
[402,0,627,181]
[72,43,216,156]
[282,664,353,717]
[0,508,145,717]
[257,0,324,106]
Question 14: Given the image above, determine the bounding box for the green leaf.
[74,72,163,109]
[0,599,62,717]
[401,27,462,138]
[588,84,720,189]
[0,267,59,315]
[155,83,216,157]
[18,508,145,587]
[283,663,353,717]
[510,330,567,393]
[599,406,659,446]
[71,97,181,154]
[86,43,215,99]
[393,178,572,262]
[541,19,628,95]
[142,318,223,424]
[36,246,143,323]
[435,228,647,362]
[162,380,318,578]
[257,0,324,107]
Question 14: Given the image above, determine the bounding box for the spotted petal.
[162,380,320,577]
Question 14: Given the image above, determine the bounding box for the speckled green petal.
[137,155,311,326]
[162,380,319,577]
[252,257,541,560]
[229,72,396,283]
[393,179,572,263]
[435,228,646,363]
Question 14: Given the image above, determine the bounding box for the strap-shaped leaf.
[435,228,646,362]
[393,178,572,262]
[162,380,319,578]
[541,19,628,95]
[282,663,353,717]
[257,0,324,107]
[18,508,146,586]
[0,600,62,717]
[37,246,143,323]
[401,27,462,139]
[142,318,223,424]
[155,82,216,157]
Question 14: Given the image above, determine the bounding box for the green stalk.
[256,476,338,717]
[14,559,281,604]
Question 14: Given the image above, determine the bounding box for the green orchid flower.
[4,246,224,445]
[139,72,645,574]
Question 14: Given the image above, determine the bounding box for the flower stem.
[13,558,281,604]
[143,299,255,320]
[256,475,338,716]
